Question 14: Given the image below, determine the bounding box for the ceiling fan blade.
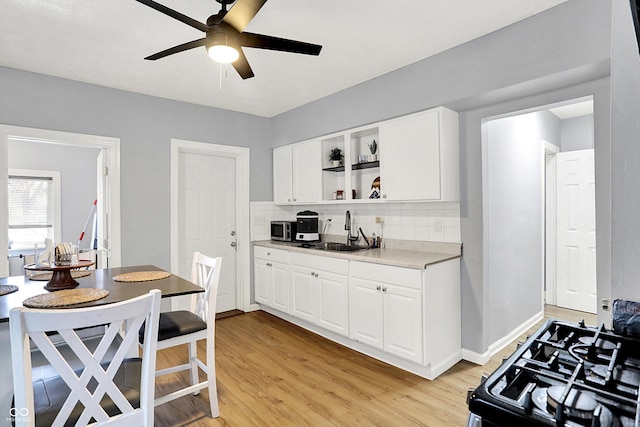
[240,32,322,55]
[223,0,267,33]
[135,0,208,32]
[232,49,255,79]
[145,38,206,60]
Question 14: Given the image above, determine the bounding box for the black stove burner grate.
[468,319,640,427]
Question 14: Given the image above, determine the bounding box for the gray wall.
[610,0,640,306]
[8,140,100,246]
[1,0,632,358]
[561,115,594,151]
[270,0,612,355]
[0,67,272,269]
[485,110,560,345]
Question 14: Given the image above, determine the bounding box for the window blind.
[8,175,53,228]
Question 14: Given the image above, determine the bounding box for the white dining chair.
[141,252,222,418]
[10,289,162,427]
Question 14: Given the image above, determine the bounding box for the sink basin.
[312,242,369,252]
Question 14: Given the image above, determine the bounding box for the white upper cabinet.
[273,145,293,203]
[273,139,320,204]
[379,107,459,201]
[273,106,458,204]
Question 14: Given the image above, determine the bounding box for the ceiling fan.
[135,0,322,79]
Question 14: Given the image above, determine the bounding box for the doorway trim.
[543,140,559,306]
[0,125,121,276]
[170,139,251,312]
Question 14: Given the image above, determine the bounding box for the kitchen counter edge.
[253,240,461,270]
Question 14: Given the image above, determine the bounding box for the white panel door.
[556,149,596,314]
[178,152,237,312]
[270,261,290,313]
[348,277,383,349]
[384,284,423,363]
[273,145,293,203]
[317,270,349,336]
[253,258,270,305]
[292,140,320,203]
[290,265,316,323]
[379,109,441,200]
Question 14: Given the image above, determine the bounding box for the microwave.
[271,221,297,242]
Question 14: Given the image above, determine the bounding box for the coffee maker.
[296,210,320,242]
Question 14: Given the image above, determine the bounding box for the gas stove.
[467,319,640,427]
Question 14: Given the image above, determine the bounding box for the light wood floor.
[154,306,597,427]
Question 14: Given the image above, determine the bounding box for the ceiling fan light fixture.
[207,32,239,63]
[208,44,239,63]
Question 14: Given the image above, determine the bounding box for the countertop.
[253,240,461,270]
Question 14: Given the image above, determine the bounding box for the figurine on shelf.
[329,147,342,167]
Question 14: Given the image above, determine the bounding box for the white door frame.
[543,141,559,305]
[170,139,251,312]
[0,125,121,276]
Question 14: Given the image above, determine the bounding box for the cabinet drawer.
[254,246,289,263]
[290,252,349,274]
[350,261,422,289]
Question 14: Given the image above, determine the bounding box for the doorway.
[482,97,596,335]
[170,139,251,313]
[0,125,121,277]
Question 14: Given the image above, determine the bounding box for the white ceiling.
[0,0,568,118]
[549,100,594,119]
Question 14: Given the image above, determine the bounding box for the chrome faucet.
[345,210,359,246]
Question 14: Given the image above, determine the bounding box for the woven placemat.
[29,270,93,281]
[112,271,171,282]
[0,285,18,296]
[23,288,109,308]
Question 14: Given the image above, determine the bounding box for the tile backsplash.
[251,201,461,243]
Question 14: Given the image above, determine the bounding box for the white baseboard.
[462,309,543,366]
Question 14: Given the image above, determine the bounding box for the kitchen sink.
[311,242,369,252]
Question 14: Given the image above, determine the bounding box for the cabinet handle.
[310,271,315,276]
[382,194,387,199]
[293,198,297,201]
[315,273,319,278]
[288,198,291,202]
[382,287,387,293]
[376,285,381,291]
[267,262,272,267]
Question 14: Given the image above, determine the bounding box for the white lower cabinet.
[254,247,290,313]
[253,244,461,380]
[349,262,423,364]
[290,252,349,336]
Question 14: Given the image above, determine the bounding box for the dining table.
[0,265,204,427]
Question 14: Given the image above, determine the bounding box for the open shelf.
[323,165,345,172]
[352,161,379,171]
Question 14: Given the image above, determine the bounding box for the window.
[8,169,61,250]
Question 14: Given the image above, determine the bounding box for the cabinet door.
[273,145,293,203]
[380,109,441,200]
[292,140,320,203]
[270,261,290,313]
[348,277,383,349]
[290,265,316,323]
[254,258,271,306]
[384,284,423,364]
[317,270,349,336]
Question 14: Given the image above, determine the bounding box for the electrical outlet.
[375,217,382,224]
